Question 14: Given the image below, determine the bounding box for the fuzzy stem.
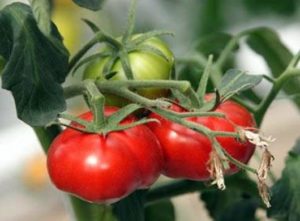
[68,32,121,72]
[197,55,213,106]
[33,125,61,152]
[255,68,300,126]
[85,81,106,127]
[215,28,257,70]
[122,0,137,43]
[146,180,206,204]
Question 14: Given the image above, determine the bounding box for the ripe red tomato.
[47,107,163,203]
[147,98,256,180]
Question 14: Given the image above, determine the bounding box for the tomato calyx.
[57,105,159,135]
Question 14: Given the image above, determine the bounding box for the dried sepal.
[207,151,226,190]
[257,148,275,181]
[258,179,271,208]
[243,130,275,148]
[256,148,274,207]
[240,129,275,208]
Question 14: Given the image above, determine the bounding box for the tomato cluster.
[47,35,256,203]
[47,100,255,203]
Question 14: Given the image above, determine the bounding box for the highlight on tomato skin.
[47,107,163,203]
[147,98,256,181]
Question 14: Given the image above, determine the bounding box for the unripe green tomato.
[83,35,174,105]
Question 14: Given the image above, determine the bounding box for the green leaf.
[197,0,224,36]
[217,69,262,101]
[29,0,51,36]
[112,190,146,221]
[246,27,300,107]
[267,139,300,221]
[247,27,292,76]
[73,0,105,11]
[145,199,175,221]
[200,172,259,221]
[243,0,297,16]
[0,3,69,126]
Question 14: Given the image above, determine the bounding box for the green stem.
[122,0,137,43]
[64,79,192,100]
[231,96,257,113]
[63,80,240,139]
[68,37,98,72]
[255,68,300,126]
[215,28,257,70]
[146,180,206,204]
[85,80,106,127]
[97,80,190,91]
[146,172,259,204]
[33,125,61,152]
[175,111,225,118]
[177,53,222,87]
[197,54,213,106]
[222,147,257,174]
[186,86,202,108]
[68,32,121,72]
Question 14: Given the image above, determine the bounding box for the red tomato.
[147,98,256,180]
[47,107,163,203]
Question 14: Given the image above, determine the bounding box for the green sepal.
[73,52,112,74]
[217,69,263,102]
[82,18,101,33]
[132,30,174,45]
[132,44,171,62]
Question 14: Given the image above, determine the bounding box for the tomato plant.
[1,0,300,220]
[47,107,163,203]
[148,97,256,180]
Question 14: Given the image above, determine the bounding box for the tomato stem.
[85,80,106,128]
[146,172,259,205]
[146,180,206,204]
[122,0,137,44]
[215,28,261,70]
[33,125,61,152]
[255,51,300,126]
[222,147,257,174]
[197,54,213,106]
[68,31,121,73]
[177,53,222,87]
[231,96,257,113]
[119,48,135,80]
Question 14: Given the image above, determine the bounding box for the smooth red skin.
[148,100,256,180]
[47,107,163,203]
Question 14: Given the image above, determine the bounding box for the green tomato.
[84,35,174,103]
